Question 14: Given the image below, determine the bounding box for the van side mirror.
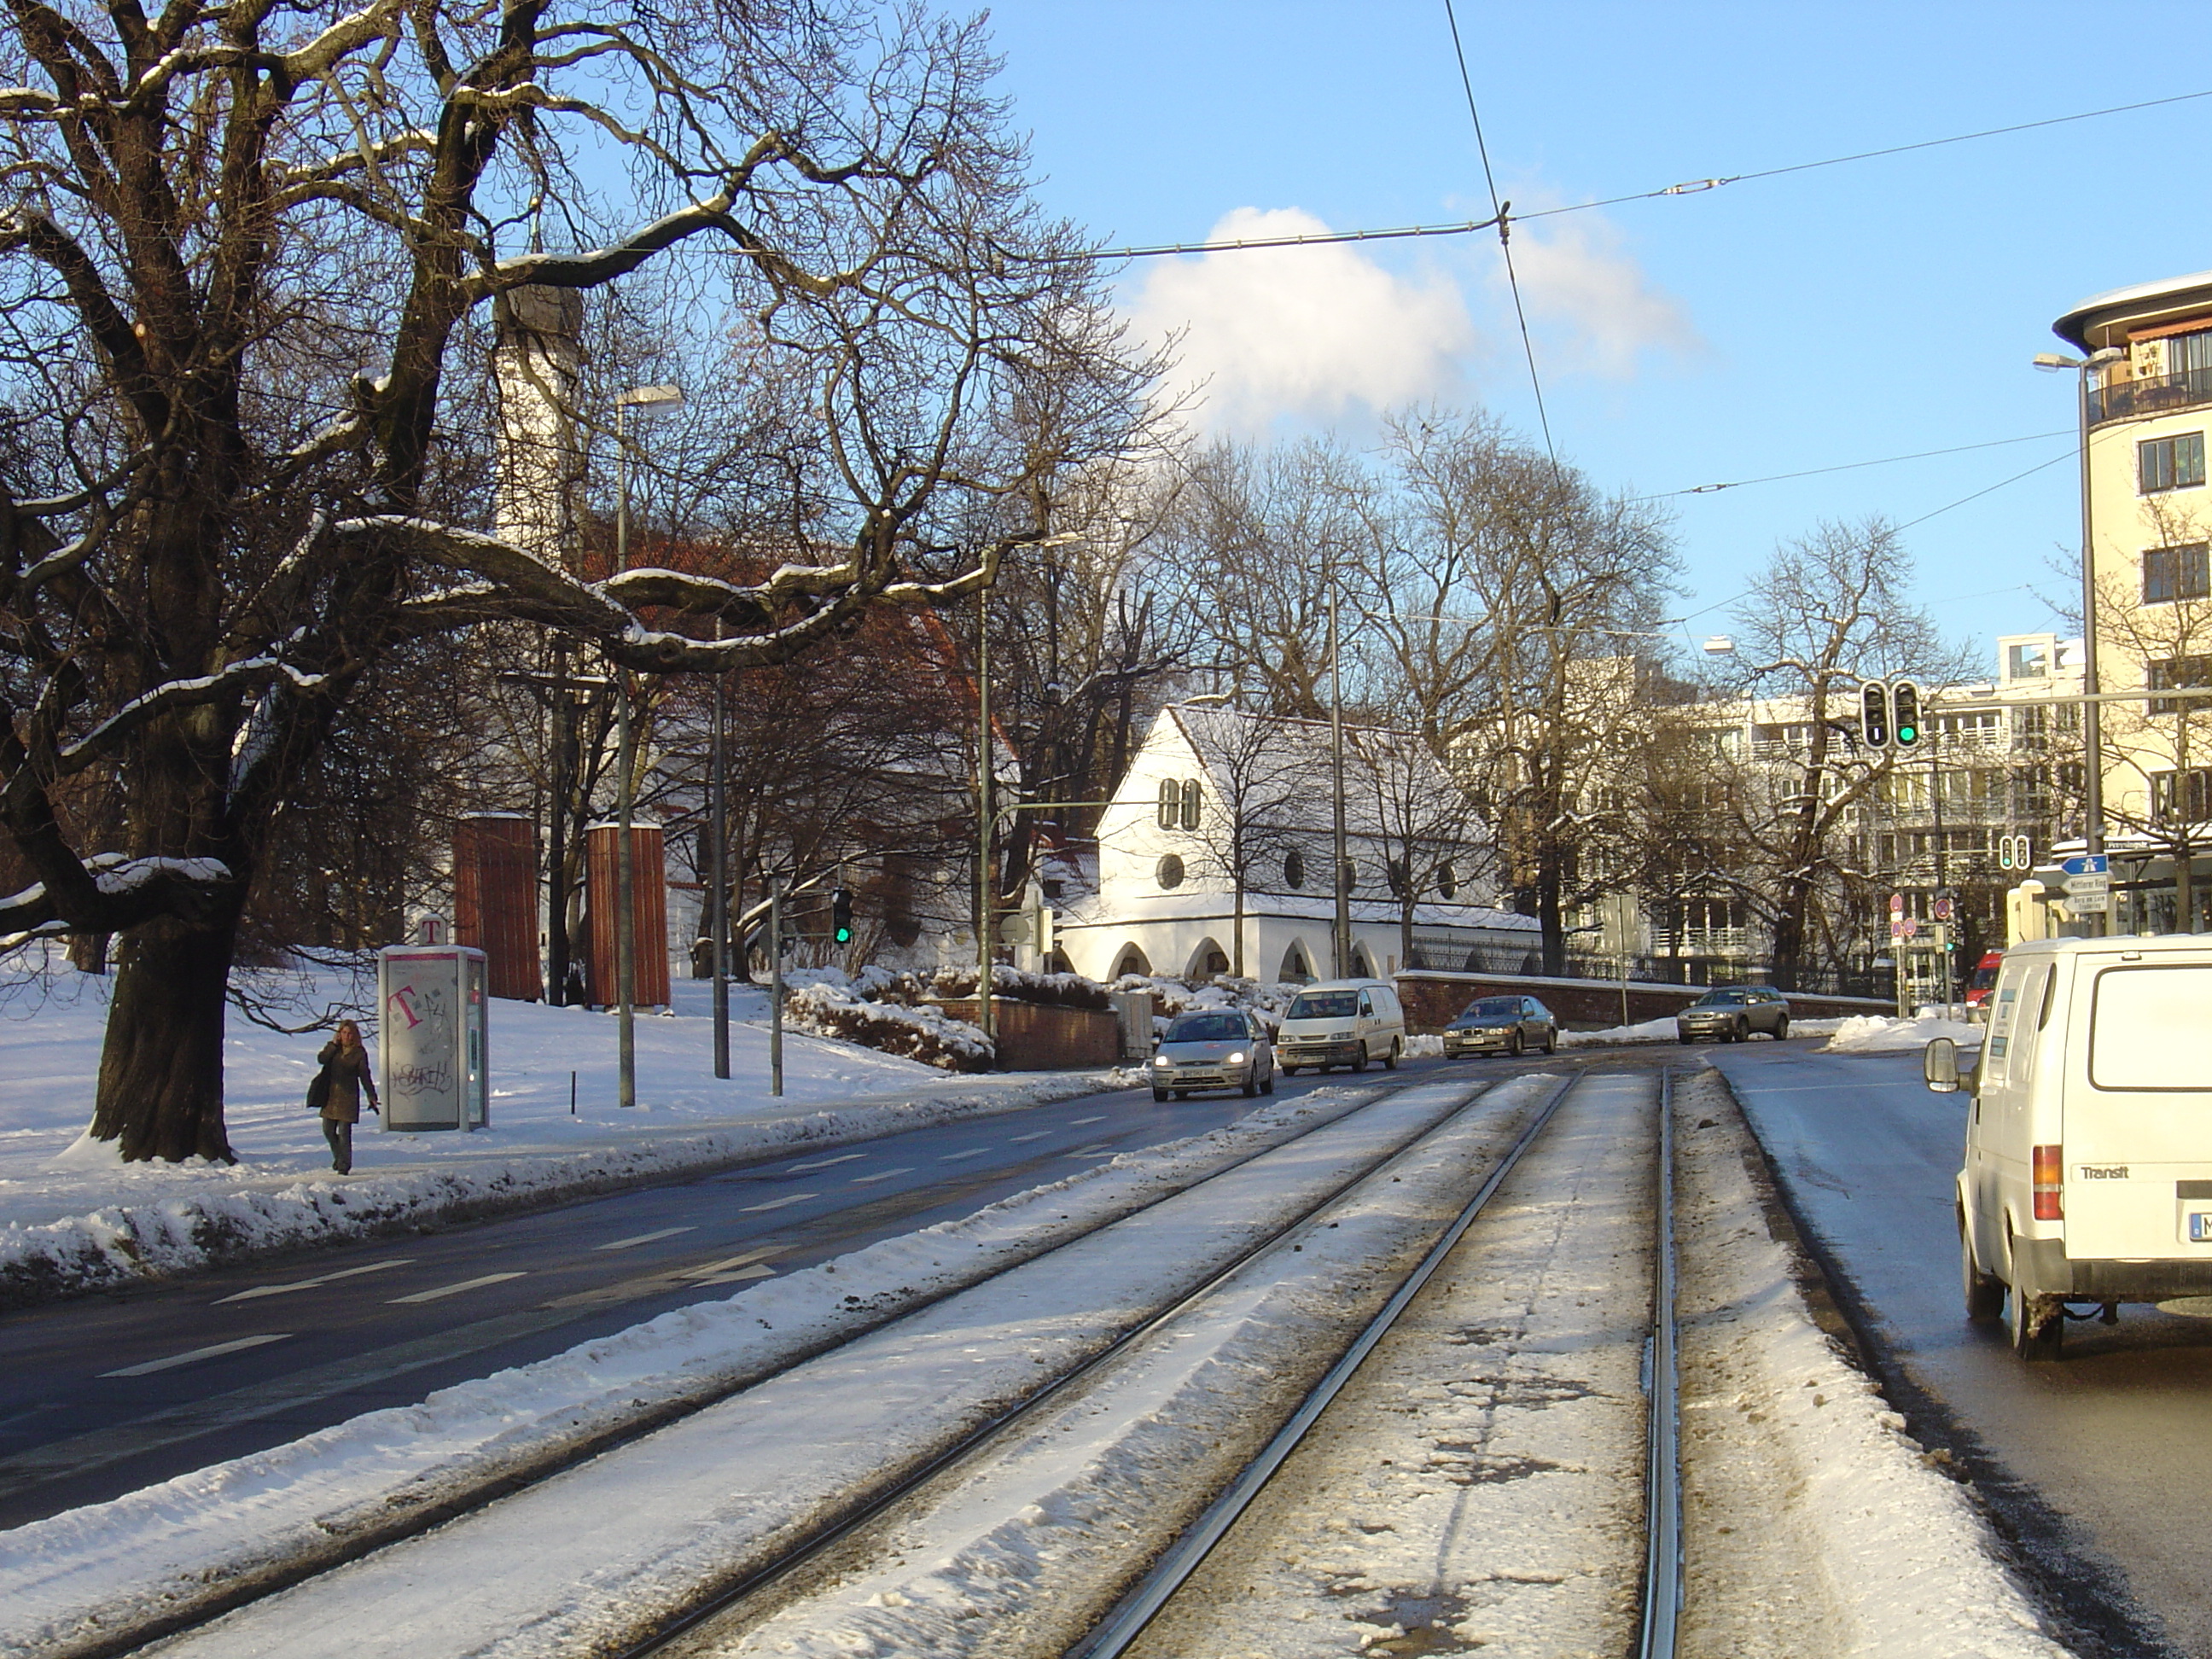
[1924,1037,1960,1093]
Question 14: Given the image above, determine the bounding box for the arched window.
[1435,861,1458,899]
[1283,849,1305,889]
[1386,858,1409,897]
[1156,853,1186,890]
[1156,778,1179,830]
[1180,777,1202,830]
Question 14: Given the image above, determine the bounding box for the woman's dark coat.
[317,1041,376,1123]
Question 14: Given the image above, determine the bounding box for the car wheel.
[1677,1031,1694,1045]
[2005,1237,2063,1360]
[1961,1211,2003,1323]
[1382,1039,1400,1071]
[1732,1020,1749,1043]
[1282,1064,1299,1077]
[1260,1069,1276,1095]
[1352,1044,1368,1073]
[1508,1029,1523,1057]
[1774,1016,1790,1041]
[1242,1063,1260,1097]
[1544,1027,1557,1055]
[1174,1089,1190,1100]
[1152,1087,1168,1103]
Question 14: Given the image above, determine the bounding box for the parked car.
[1675,986,1790,1044]
[1930,933,2212,1359]
[1443,994,1557,1057]
[1151,1008,1275,1100]
[1276,979,1406,1074]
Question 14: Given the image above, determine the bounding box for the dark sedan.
[1443,995,1558,1057]
[1675,986,1790,1043]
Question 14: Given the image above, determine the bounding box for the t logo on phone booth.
[376,930,490,1132]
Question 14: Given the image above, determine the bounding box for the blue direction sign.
[2060,853,2110,876]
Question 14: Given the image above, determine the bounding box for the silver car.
[1151,1009,1276,1100]
[1675,986,1790,1044]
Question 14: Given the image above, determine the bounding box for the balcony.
[2089,365,2212,426]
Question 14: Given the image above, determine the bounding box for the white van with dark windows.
[1276,979,1406,1075]
[1927,934,2212,1359]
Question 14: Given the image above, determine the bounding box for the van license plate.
[2191,1213,2212,1243]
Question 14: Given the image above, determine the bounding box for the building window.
[1156,778,1178,830]
[1179,778,1202,831]
[1283,849,1305,889]
[2154,766,2212,826]
[2150,655,2212,715]
[2139,432,2207,494]
[2005,641,2050,680]
[1155,853,1185,890]
[2144,543,2212,603]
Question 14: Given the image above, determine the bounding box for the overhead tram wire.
[1077,86,2212,264]
[1442,0,1559,471]
[1631,428,2072,502]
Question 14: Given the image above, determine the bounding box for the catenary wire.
[1084,87,2212,262]
[1630,429,2072,501]
[1442,0,1559,470]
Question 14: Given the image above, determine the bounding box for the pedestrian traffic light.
[830,888,854,945]
[1891,680,1922,747]
[1860,679,1891,748]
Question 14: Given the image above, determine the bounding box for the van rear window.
[2090,965,2212,1091]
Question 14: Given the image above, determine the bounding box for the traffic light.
[830,888,854,945]
[1891,680,1923,746]
[1860,679,1891,748]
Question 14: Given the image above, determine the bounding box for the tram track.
[45,1070,1550,1659]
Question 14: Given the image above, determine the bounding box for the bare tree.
[0,3,1150,1159]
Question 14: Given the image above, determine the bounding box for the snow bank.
[0,952,1132,1308]
[1821,1013,1982,1055]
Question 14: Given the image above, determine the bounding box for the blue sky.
[978,1,2212,668]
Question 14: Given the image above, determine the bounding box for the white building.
[1052,704,1538,984]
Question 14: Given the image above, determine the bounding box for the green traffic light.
[1897,725,1917,742]
[834,926,853,944]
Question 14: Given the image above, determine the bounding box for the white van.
[1927,933,2212,1360]
[1275,979,1406,1075]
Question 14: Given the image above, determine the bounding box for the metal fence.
[1403,928,1886,1000]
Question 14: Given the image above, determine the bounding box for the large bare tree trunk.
[93,915,242,1162]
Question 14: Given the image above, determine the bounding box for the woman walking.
[316,1020,379,1174]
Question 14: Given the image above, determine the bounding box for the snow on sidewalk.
[0,957,1133,1307]
[24,1076,1516,1659]
[1820,1012,1982,1054]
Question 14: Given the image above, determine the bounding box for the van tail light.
[2033,1144,2064,1221]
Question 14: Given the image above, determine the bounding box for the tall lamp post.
[2034,346,2124,933]
[612,383,684,1109]
[1328,582,1352,979]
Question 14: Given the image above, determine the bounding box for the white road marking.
[678,1249,783,1279]
[102,1335,291,1377]
[939,1149,988,1161]
[848,1167,914,1185]
[688,1265,777,1287]
[785,1153,865,1173]
[387,1272,527,1305]
[594,1226,696,1252]
[1070,1115,1106,1125]
[1068,1143,1112,1155]
[740,1192,817,1213]
[1009,1132,1050,1144]
[215,1260,412,1303]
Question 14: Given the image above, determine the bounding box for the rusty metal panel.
[585,822,671,1008]
[454,814,541,1001]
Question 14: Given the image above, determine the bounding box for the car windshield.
[1287,991,1359,1021]
[1166,1012,1245,1043]
[1463,998,1521,1019]
[1691,989,1746,1006]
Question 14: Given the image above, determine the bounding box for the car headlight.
[1228,1051,1247,1064]
[1153,1054,1172,1067]
[1330,1030,1354,1041]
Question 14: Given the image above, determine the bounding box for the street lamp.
[1328,581,1352,979]
[2034,346,2124,924]
[612,383,684,1109]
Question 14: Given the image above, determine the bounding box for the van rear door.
[2061,951,2212,1261]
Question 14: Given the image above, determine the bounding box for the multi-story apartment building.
[2052,269,2212,930]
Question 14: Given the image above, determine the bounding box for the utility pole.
[1330,583,1351,979]
[710,627,730,1080]
[975,591,995,1045]
[769,876,783,1097]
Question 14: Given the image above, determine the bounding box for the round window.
[1156,853,1185,890]
[1284,849,1305,889]
[1436,861,1458,899]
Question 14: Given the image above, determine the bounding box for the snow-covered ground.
[0,953,1133,1307]
[1820,1012,1982,1054]
[3,1075,1508,1659]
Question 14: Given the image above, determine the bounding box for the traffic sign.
[2060,853,2110,876]
[2064,873,2110,898]
[1889,892,1905,915]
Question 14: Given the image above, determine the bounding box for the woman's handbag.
[306,1062,334,1114]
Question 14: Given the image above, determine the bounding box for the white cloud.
[1125,207,1478,434]
[1503,215,1702,378]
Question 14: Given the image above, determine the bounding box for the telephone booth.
[377,921,491,1132]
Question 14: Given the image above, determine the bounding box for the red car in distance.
[1965,949,2003,1010]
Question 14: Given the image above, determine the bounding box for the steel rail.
[56,1077,1431,1659]
[612,1071,1560,1659]
[1639,1068,1684,1659]
[1062,1068,1584,1659]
